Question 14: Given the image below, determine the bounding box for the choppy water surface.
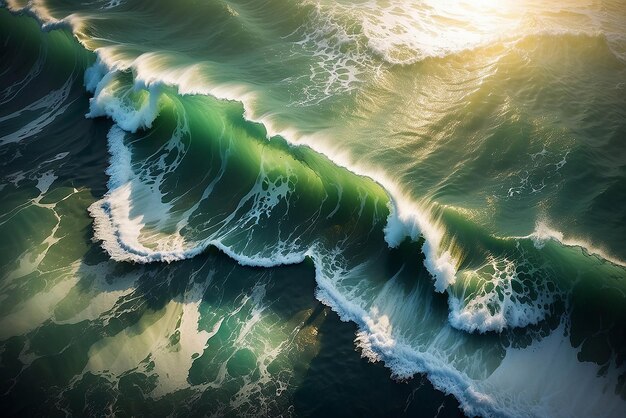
[1,1,626,417]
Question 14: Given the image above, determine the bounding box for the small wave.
[528,221,626,268]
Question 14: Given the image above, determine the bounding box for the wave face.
[1,1,626,417]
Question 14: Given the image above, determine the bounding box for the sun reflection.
[354,0,523,64]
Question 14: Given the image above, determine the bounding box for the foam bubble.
[285,3,380,105]
[448,255,560,333]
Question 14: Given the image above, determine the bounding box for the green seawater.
[1,1,625,417]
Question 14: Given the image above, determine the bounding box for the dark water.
[1,1,626,417]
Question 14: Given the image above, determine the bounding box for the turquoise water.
[1,1,626,417]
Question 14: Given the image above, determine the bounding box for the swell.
[82,53,459,290]
[78,27,626,418]
[9,0,626,351]
[4,5,626,418]
[73,16,626,308]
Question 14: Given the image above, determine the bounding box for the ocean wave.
[5,5,626,417]
[80,53,625,417]
[41,0,622,339]
[78,33,461,299]
[528,221,626,268]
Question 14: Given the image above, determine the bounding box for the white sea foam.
[89,125,198,263]
[101,0,124,10]
[86,71,162,132]
[447,256,560,333]
[285,3,380,105]
[84,56,109,93]
[296,0,524,66]
[382,192,457,292]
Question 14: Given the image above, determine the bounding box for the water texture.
[1,1,625,417]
